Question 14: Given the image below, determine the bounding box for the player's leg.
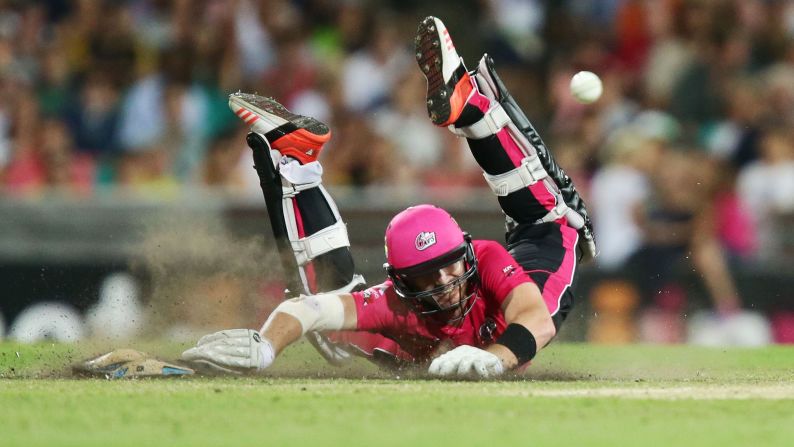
[229,93,412,367]
[415,16,595,263]
[230,93,363,295]
[463,56,587,329]
[415,17,586,329]
[506,224,579,331]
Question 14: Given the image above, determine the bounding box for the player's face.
[406,260,466,314]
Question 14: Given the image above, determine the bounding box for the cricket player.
[183,17,595,378]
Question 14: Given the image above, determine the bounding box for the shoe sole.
[229,93,330,163]
[415,17,471,126]
[229,93,330,138]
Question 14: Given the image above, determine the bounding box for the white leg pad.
[282,190,352,267]
[288,221,352,266]
[275,155,356,288]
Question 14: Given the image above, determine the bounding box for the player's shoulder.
[472,239,527,279]
[472,239,511,258]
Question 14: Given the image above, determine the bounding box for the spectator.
[372,69,478,187]
[738,122,794,262]
[321,113,397,187]
[340,13,410,112]
[116,43,212,181]
[590,129,655,270]
[199,126,248,193]
[4,116,94,196]
[63,71,121,157]
[627,148,742,318]
[36,44,74,117]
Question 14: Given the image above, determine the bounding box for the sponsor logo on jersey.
[361,286,386,305]
[502,264,516,277]
[415,231,436,251]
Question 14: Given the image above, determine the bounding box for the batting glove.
[181,329,275,374]
[428,345,504,378]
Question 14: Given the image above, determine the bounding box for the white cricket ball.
[570,71,603,104]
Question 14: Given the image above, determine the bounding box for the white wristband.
[257,337,276,370]
[265,293,346,335]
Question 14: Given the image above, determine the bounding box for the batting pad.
[73,349,194,379]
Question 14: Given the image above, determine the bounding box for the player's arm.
[429,282,555,378]
[260,293,358,354]
[181,293,358,372]
[486,282,556,370]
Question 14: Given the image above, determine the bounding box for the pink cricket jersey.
[352,240,534,361]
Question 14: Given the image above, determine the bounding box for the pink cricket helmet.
[383,204,479,320]
[385,204,465,270]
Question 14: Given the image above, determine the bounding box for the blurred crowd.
[0,0,793,342]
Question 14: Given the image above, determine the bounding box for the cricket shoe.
[229,92,330,164]
[415,16,476,127]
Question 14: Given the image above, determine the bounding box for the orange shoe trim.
[440,72,474,127]
[271,129,332,164]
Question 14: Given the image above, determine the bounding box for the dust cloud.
[131,211,285,339]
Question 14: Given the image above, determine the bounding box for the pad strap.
[534,201,586,229]
[535,202,568,225]
[282,181,321,198]
[278,157,323,198]
[448,102,510,139]
[290,221,351,266]
[482,154,547,197]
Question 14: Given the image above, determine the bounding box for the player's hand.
[428,345,504,378]
[181,329,275,374]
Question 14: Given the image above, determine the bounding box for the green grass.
[1,341,793,447]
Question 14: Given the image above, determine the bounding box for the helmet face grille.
[386,238,479,323]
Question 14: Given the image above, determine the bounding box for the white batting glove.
[428,345,505,378]
[181,329,275,374]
